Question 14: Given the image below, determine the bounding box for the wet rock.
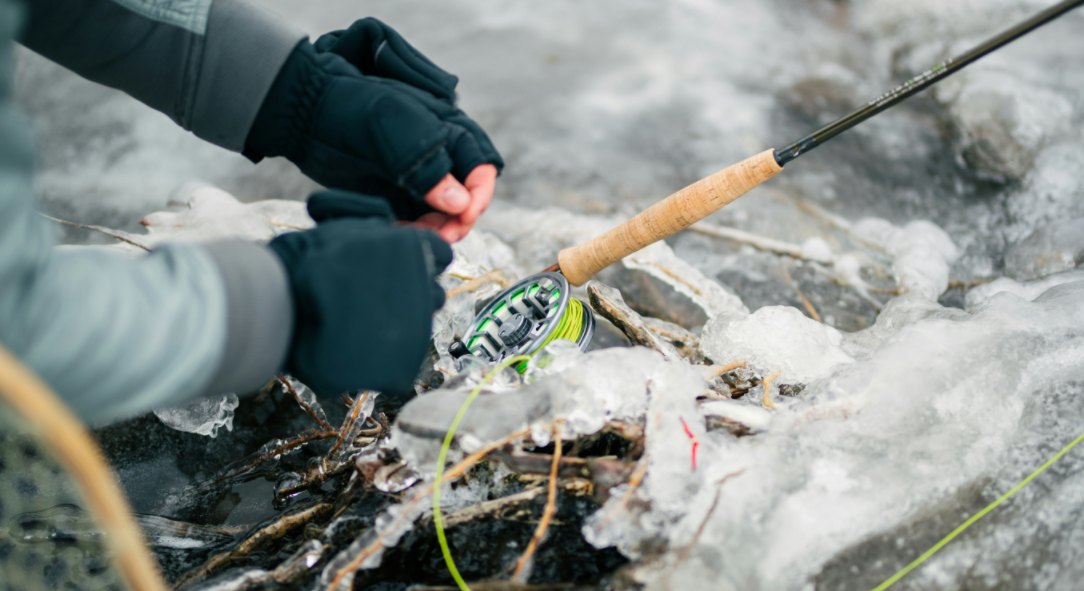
[1004,217,1084,281]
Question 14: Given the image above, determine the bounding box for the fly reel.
[449,272,594,370]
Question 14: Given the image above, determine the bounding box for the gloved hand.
[245,27,502,243]
[312,17,459,103]
[268,190,453,397]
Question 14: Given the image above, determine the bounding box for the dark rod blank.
[773,0,1084,166]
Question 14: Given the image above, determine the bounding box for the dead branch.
[587,282,682,361]
[512,422,563,582]
[327,392,371,463]
[690,222,823,263]
[218,430,338,482]
[596,449,650,530]
[326,428,532,590]
[40,213,151,251]
[761,370,782,410]
[177,502,333,588]
[278,376,334,432]
[671,469,746,567]
[440,487,545,529]
[448,269,513,299]
[781,263,822,322]
[703,360,749,380]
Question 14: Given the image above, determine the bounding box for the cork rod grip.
[557,148,782,286]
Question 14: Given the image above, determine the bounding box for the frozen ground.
[12,0,1084,589]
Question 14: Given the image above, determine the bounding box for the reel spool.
[449,272,594,371]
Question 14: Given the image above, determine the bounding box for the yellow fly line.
[433,354,531,591]
[871,430,1084,591]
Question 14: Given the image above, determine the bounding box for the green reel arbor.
[449,272,594,371]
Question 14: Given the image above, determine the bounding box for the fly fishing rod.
[451,0,1082,366]
[552,0,1084,286]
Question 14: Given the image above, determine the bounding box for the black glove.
[269,190,453,397]
[313,17,458,103]
[245,34,503,221]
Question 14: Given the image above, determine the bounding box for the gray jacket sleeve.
[0,0,294,424]
[20,0,305,150]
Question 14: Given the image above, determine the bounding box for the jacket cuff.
[200,240,293,395]
[190,0,305,150]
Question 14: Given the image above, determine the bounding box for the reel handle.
[556,149,782,286]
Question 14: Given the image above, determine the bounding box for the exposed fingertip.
[426,175,470,215]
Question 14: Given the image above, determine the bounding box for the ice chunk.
[699,399,773,434]
[700,306,853,384]
[138,184,312,244]
[587,280,1084,590]
[1004,217,1084,281]
[153,392,239,438]
[394,347,705,474]
[853,217,958,300]
[966,270,1084,311]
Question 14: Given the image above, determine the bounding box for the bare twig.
[177,502,333,588]
[761,370,782,410]
[40,213,151,251]
[447,269,512,299]
[588,283,682,360]
[596,451,651,530]
[781,193,890,257]
[439,487,545,529]
[326,428,532,591]
[327,392,370,462]
[512,422,564,582]
[636,261,704,296]
[703,360,749,379]
[948,277,997,290]
[672,469,746,567]
[690,222,826,263]
[781,263,822,322]
[218,430,338,482]
[278,376,334,432]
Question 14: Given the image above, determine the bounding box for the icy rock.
[966,270,1084,311]
[153,392,239,438]
[947,72,1073,181]
[700,306,853,384]
[853,217,958,300]
[1006,141,1084,234]
[1004,217,1084,281]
